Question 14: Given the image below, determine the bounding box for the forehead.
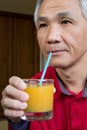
[38,0,82,17]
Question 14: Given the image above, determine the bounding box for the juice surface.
[25,85,54,112]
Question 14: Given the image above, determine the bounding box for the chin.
[50,62,69,69]
[51,64,64,69]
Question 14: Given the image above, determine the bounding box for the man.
[1,0,87,129]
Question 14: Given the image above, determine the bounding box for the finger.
[1,98,27,110]
[9,76,26,90]
[54,87,56,93]
[4,108,24,118]
[5,85,29,102]
[2,89,7,99]
[1,90,8,109]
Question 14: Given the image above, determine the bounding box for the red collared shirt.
[9,66,87,130]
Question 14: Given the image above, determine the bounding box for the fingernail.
[22,93,29,101]
[54,87,56,93]
[22,103,27,109]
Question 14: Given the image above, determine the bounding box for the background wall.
[0,120,8,130]
[0,0,36,15]
[0,0,37,129]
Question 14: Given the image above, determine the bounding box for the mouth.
[48,50,68,56]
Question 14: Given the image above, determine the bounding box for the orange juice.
[21,79,54,121]
[25,84,54,112]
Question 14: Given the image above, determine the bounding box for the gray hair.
[34,0,87,27]
[79,0,87,19]
[34,0,43,27]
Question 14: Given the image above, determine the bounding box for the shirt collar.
[82,83,87,97]
[57,74,87,97]
[58,78,71,96]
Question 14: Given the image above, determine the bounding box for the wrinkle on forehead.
[39,0,80,12]
[38,0,82,20]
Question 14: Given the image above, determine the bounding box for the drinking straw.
[39,52,52,86]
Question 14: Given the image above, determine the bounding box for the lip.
[49,50,67,56]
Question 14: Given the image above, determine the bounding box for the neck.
[56,58,87,94]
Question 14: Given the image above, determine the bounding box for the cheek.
[73,30,87,52]
[67,30,87,58]
[37,33,46,54]
[37,34,44,47]
[70,25,87,48]
[63,28,85,50]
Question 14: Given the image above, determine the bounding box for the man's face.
[37,0,87,68]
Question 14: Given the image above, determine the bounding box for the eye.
[39,23,48,28]
[61,20,72,25]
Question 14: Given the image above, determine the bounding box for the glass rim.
[23,79,54,81]
[23,79,54,85]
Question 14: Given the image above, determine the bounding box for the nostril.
[47,40,61,44]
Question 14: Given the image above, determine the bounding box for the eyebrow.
[57,12,72,18]
[37,12,73,23]
[37,17,48,23]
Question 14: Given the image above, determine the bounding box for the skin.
[1,0,87,119]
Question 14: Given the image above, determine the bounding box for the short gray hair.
[34,0,87,27]
[79,0,87,19]
[34,0,43,27]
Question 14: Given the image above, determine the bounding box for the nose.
[47,24,62,44]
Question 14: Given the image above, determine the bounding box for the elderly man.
[1,0,87,129]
